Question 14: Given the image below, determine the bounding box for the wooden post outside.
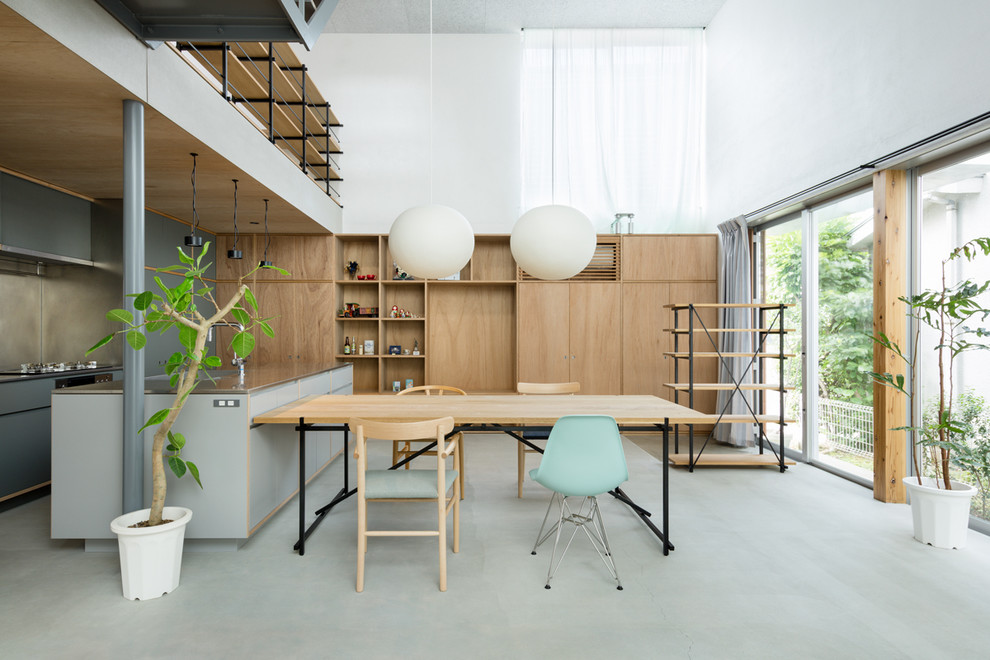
[872,169,908,503]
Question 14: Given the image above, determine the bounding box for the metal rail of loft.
[175,41,343,202]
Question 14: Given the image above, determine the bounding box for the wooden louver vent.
[519,236,621,282]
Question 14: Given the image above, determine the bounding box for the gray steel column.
[122,99,145,513]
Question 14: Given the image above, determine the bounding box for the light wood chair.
[516,381,581,497]
[352,416,460,592]
[395,385,467,499]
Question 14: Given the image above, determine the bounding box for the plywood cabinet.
[622,282,670,396]
[517,282,621,394]
[216,232,719,399]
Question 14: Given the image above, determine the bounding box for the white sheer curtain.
[521,29,705,232]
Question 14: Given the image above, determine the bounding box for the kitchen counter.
[0,365,121,385]
[52,362,351,394]
[51,362,353,548]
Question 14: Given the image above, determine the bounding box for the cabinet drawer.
[0,378,56,416]
[0,407,51,498]
[331,365,353,392]
[299,373,332,397]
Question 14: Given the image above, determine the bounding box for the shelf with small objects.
[663,302,798,471]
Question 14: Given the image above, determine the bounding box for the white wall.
[705,0,990,224]
[301,33,522,234]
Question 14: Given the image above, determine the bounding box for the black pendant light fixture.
[259,198,273,267]
[184,153,204,247]
[227,179,243,259]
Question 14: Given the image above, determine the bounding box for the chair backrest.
[351,416,455,460]
[517,382,580,395]
[532,415,628,496]
[397,385,467,396]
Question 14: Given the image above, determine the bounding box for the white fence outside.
[819,398,874,458]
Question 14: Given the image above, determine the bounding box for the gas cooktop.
[0,361,115,376]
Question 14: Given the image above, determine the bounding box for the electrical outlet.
[213,399,240,408]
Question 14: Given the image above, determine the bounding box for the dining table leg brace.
[292,423,459,555]
[293,421,355,555]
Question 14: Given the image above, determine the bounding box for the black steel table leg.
[297,418,306,555]
[663,420,671,554]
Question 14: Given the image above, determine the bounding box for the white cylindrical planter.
[111,507,193,600]
[903,477,976,549]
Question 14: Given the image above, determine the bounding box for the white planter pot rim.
[111,506,193,535]
[902,476,977,497]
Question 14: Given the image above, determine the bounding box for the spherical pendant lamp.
[510,205,596,280]
[389,204,475,279]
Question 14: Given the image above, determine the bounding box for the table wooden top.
[253,394,709,426]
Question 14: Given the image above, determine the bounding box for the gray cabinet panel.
[0,173,91,260]
[0,407,51,498]
[0,378,55,415]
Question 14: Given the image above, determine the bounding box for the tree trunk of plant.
[147,333,206,525]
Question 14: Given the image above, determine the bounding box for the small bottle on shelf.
[343,336,351,355]
[358,340,364,355]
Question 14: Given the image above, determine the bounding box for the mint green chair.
[529,415,628,590]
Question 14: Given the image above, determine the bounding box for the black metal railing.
[175,41,342,202]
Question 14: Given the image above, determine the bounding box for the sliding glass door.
[919,148,990,522]
[810,191,874,478]
[758,189,874,479]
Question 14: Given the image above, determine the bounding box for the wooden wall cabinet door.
[621,282,670,397]
[517,283,570,383]
[517,282,620,394]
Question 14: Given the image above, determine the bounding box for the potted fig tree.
[88,242,285,599]
[872,236,990,548]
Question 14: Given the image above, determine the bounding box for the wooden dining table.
[253,393,707,556]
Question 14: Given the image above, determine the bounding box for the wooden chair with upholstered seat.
[395,385,467,499]
[352,416,460,592]
[516,381,581,497]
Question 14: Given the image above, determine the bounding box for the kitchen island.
[51,362,352,550]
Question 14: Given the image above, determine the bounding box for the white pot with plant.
[872,236,990,549]
[90,242,285,599]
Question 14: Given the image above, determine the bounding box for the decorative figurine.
[393,262,411,280]
[390,305,399,318]
[412,339,420,356]
[346,261,359,278]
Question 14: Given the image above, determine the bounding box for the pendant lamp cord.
[231,179,239,249]
[429,0,434,205]
[263,199,271,261]
[190,152,199,241]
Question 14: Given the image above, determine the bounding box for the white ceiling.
[322,0,727,33]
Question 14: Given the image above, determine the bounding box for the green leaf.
[259,320,274,338]
[231,307,250,327]
[168,430,186,450]
[243,287,258,311]
[179,325,198,351]
[133,291,153,311]
[86,333,116,354]
[126,330,147,351]
[186,461,203,488]
[139,408,170,433]
[204,355,223,368]
[262,265,292,277]
[168,456,187,479]
[106,309,133,324]
[231,331,256,358]
[176,247,194,266]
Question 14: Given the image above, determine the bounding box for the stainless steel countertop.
[49,362,351,395]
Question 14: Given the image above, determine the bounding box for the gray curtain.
[715,216,753,447]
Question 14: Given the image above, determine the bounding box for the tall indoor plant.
[872,236,990,547]
[89,242,284,597]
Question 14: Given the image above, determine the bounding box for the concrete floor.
[2,434,990,659]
